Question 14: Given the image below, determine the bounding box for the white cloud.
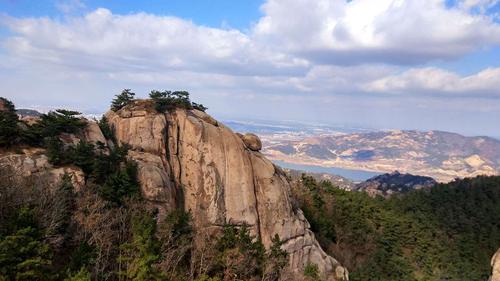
[1,8,308,77]
[254,0,500,64]
[55,0,86,14]
[365,67,500,96]
[459,0,499,12]
[0,1,500,136]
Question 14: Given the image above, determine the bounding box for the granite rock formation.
[105,100,348,280]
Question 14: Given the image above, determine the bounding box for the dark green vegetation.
[0,97,87,148]
[0,97,285,281]
[0,97,20,147]
[109,89,207,113]
[149,90,207,112]
[111,89,135,111]
[0,164,288,281]
[293,174,500,281]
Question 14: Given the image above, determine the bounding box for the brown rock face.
[106,100,348,280]
[492,249,500,281]
[0,148,85,191]
[241,133,263,151]
[83,121,107,145]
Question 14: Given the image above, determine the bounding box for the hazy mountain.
[16,108,42,117]
[263,130,500,182]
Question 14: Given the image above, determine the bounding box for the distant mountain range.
[263,130,500,182]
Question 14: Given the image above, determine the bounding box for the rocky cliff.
[104,100,347,280]
[0,99,347,280]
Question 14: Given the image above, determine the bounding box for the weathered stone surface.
[107,102,348,280]
[492,249,500,281]
[20,116,40,125]
[83,121,107,145]
[127,150,177,210]
[106,102,167,155]
[241,133,262,151]
[0,148,85,191]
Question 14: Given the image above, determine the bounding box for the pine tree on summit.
[111,89,135,111]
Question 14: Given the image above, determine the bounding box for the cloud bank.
[0,0,499,135]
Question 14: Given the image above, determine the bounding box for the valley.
[226,120,500,182]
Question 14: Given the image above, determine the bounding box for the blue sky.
[1,0,500,137]
[0,0,264,28]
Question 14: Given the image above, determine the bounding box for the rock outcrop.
[355,171,436,198]
[0,148,85,191]
[492,249,500,281]
[241,133,263,151]
[106,100,348,280]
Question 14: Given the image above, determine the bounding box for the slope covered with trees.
[292,174,500,280]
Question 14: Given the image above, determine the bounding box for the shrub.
[119,211,164,281]
[263,234,288,281]
[111,89,135,111]
[149,90,207,112]
[36,109,86,137]
[0,207,53,280]
[99,160,140,205]
[213,224,266,280]
[46,137,70,165]
[303,263,320,281]
[97,116,115,143]
[45,173,75,248]
[192,102,208,112]
[72,141,96,176]
[65,267,91,281]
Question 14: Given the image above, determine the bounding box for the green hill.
[292,174,500,281]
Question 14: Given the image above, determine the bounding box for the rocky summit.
[354,171,437,198]
[0,99,348,281]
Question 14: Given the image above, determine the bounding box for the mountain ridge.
[263,129,500,182]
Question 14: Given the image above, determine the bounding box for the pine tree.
[0,97,20,147]
[0,207,53,280]
[111,89,135,111]
[119,212,164,281]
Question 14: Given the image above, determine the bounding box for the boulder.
[83,121,107,145]
[241,133,262,151]
[0,148,85,191]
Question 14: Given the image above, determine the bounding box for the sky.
[0,0,500,137]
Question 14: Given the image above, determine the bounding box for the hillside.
[0,94,347,281]
[264,130,500,182]
[292,174,500,281]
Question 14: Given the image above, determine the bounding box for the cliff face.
[105,100,348,280]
